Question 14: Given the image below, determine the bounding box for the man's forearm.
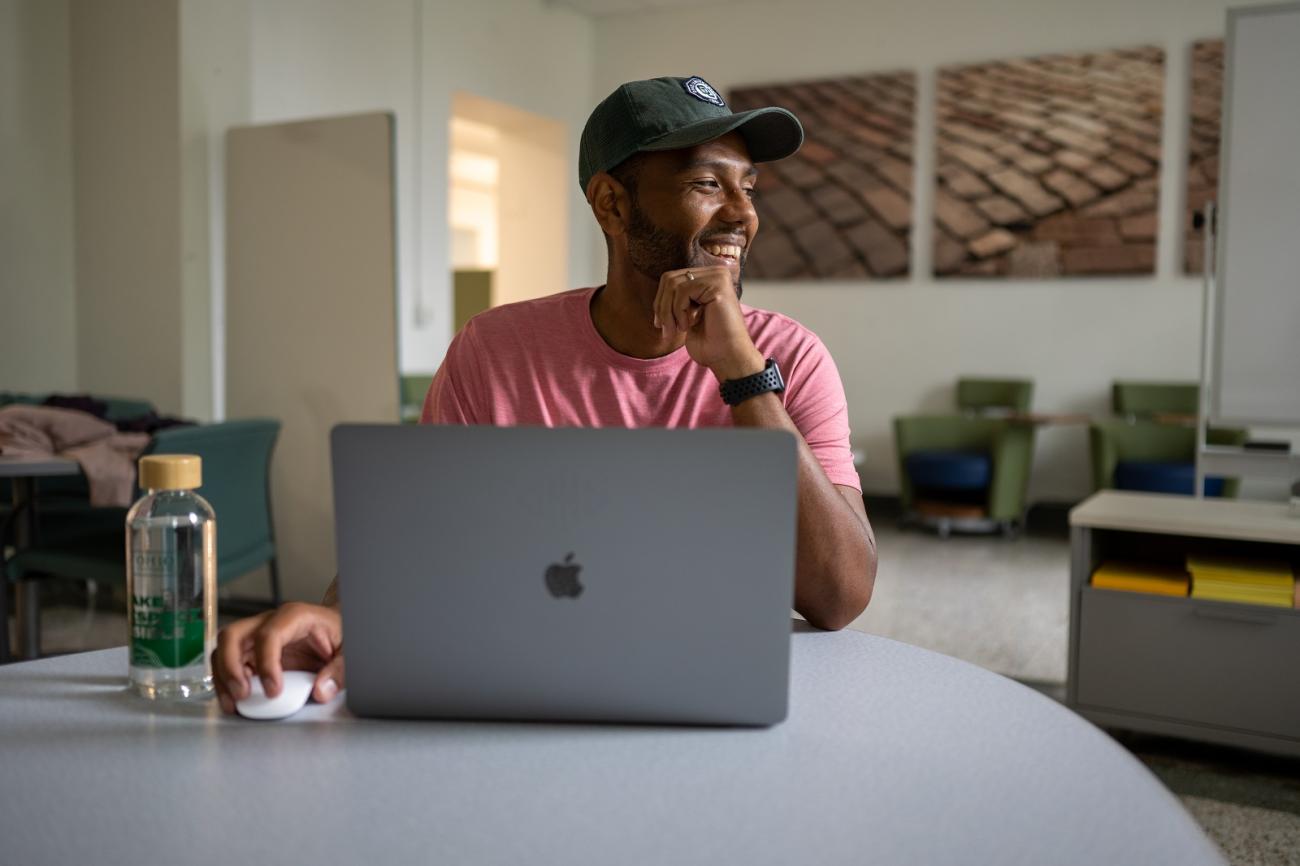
[730,392,876,630]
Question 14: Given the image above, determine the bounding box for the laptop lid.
[330,424,797,726]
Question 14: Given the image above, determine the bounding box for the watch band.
[719,358,785,406]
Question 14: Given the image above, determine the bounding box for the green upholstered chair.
[893,378,1037,535]
[957,378,1034,414]
[1111,381,1199,420]
[400,375,433,424]
[1090,382,1248,498]
[5,419,281,657]
[894,417,1036,524]
[1089,422,1247,497]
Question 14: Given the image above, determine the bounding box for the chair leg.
[1,504,26,664]
[15,578,40,659]
[1,580,10,665]
[268,558,282,607]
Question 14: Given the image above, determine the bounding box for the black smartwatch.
[719,358,785,406]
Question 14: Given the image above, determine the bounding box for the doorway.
[448,92,568,330]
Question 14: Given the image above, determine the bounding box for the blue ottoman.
[1114,461,1225,497]
[905,450,992,492]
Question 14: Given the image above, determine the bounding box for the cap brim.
[640,106,804,164]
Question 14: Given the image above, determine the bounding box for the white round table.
[0,628,1223,865]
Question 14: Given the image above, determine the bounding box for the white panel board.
[226,112,400,601]
[1213,2,1300,425]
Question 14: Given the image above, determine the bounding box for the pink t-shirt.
[421,286,860,490]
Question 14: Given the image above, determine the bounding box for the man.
[213,76,877,715]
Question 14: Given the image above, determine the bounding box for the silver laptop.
[330,424,797,726]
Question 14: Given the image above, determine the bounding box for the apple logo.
[545,552,584,599]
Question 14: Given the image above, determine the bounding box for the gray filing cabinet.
[1068,491,1300,757]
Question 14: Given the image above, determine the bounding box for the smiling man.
[212,76,877,714]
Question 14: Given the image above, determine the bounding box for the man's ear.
[587,172,631,240]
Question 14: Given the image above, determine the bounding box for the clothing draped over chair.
[0,405,147,507]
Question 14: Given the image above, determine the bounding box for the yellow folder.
[1092,562,1189,597]
[1185,555,1294,589]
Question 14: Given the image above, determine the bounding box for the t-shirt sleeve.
[420,322,486,425]
[782,334,861,492]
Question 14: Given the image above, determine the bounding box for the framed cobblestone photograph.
[729,72,915,280]
[1185,39,1223,275]
[933,46,1164,278]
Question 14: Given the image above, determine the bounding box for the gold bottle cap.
[138,454,202,490]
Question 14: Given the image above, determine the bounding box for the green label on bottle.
[130,595,204,669]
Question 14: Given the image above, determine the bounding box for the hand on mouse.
[212,602,344,715]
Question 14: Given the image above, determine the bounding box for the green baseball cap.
[578,76,804,194]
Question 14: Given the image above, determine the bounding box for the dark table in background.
[0,455,82,662]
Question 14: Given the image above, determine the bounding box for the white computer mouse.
[235,670,317,720]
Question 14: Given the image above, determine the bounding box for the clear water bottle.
[126,454,217,700]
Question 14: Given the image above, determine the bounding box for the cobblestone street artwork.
[730,72,915,280]
[1185,39,1223,275]
[934,47,1164,278]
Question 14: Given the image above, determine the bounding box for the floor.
[8,509,1300,864]
[850,514,1070,685]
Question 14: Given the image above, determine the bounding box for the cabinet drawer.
[1076,587,1300,739]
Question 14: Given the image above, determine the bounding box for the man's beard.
[625,201,745,299]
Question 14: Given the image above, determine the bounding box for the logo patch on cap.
[682,77,725,107]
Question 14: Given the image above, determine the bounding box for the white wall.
[180,0,251,422]
[594,0,1273,501]
[70,0,184,414]
[0,0,77,393]
[242,0,597,376]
